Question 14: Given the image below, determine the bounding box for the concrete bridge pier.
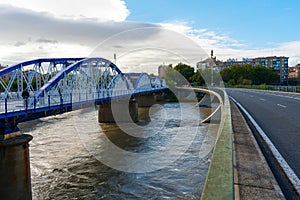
[98,98,138,123]
[154,92,165,103]
[135,93,164,121]
[136,94,157,107]
[0,134,33,200]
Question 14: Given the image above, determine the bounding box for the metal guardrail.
[230,85,299,93]
[0,87,168,118]
[268,86,297,93]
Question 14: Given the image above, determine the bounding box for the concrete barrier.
[200,90,233,200]
[177,87,234,199]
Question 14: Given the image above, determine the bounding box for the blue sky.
[0,0,299,70]
[125,0,300,48]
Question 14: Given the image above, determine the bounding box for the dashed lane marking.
[277,104,287,108]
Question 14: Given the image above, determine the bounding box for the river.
[18,102,218,200]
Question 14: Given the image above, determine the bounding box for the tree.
[164,63,194,87]
[220,64,280,85]
[190,71,204,86]
[173,63,195,82]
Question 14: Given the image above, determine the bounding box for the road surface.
[227,88,300,179]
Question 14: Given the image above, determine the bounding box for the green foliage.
[163,63,195,87]
[0,80,18,92]
[190,71,204,86]
[242,79,251,85]
[225,81,233,87]
[174,63,195,82]
[164,62,224,87]
[220,64,280,86]
[229,79,236,85]
[164,66,185,88]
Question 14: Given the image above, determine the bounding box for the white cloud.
[0,5,158,66]
[159,21,300,67]
[0,42,91,64]
[1,5,299,75]
[89,26,209,74]
[0,0,129,22]
[0,6,209,74]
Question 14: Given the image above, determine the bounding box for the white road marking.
[277,104,287,108]
[230,96,300,195]
[247,90,300,101]
[260,98,266,101]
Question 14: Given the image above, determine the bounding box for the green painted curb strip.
[200,90,234,200]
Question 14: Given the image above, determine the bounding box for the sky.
[0,0,299,74]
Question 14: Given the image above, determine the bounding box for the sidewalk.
[230,100,285,200]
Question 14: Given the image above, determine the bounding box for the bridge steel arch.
[134,73,152,91]
[33,57,125,106]
[125,73,153,91]
[0,58,84,99]
[0,57,168,137]
[151,76,163,88]
[125,73,166,91]
[108,74,134,92]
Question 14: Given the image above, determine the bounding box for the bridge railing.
[1,88,165,115]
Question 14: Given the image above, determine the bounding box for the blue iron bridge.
[0,57,168,139]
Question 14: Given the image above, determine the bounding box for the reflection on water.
[18,103,217,199]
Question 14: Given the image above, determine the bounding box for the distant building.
[288,64,300,79]
[196,50,217,71]
[196,58,216,70]
[197,52,289,83]
[197,50,255,71]
[197,56,253,71]
[216,58,253,70]
[253,56,289,83]
[158,64,171,78]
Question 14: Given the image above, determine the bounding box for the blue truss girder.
[0,57,168,137]
[0,58,85,76]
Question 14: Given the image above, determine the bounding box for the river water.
[19,102,218,200]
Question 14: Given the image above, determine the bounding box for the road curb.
[230,96,300,199]
[230,99,284,199]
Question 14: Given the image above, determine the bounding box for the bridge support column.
[136,94,157,107]
[154,92,165,103]
[0,134,33,200]
[98,98,138,123]
[136,93,164,122]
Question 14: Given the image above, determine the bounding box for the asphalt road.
[227,88,300,179]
